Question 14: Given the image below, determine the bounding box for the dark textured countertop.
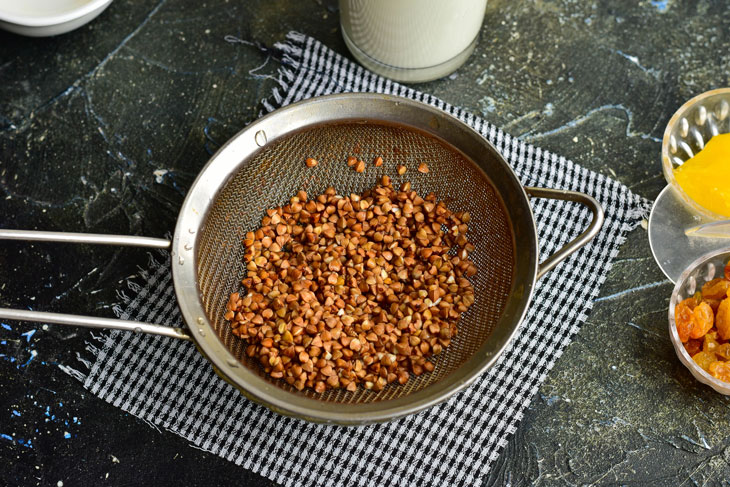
[2,0,730,485]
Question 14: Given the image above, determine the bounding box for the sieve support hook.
[0,229,193,342]
[525,187,605,280]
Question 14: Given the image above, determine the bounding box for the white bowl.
[669,247,730,394]
[0,0,112,37]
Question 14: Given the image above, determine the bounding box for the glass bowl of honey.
[663,88,730,221]
[649,88,730,283]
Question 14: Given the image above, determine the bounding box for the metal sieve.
[0,93,603,424]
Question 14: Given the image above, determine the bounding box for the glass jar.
[339,0,488,83]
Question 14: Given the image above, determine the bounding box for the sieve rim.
[171,93,540,424]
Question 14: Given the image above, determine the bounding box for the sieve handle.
[0,308,192,341]
[525,187,605,280]
[0,229,192,341]
[0,229,171,248]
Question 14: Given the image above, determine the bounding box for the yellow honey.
[674,133,730,217]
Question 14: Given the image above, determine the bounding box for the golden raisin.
[703,329,719,353]
[675,298,695,343]
[690,301,714,339]
[717,297,730,340]
[709,360,730,381]
[714,342,730,360]
[701,277,730,300]
[684,338,702,356]
[704,298,722,313]
[693,350,716,371]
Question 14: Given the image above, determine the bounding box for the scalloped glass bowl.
[662,87,730,221]
[669,247,730,395]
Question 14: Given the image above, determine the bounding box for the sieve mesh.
[197,122,514,404]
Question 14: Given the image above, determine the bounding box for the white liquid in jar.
[340,0,487,81]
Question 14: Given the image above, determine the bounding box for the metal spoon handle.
[684,219,730,239]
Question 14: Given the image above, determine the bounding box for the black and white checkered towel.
[66,32,652,487]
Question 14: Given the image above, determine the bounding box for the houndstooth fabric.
[72,32,651,487]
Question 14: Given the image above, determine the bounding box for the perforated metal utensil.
[0,93,603,424]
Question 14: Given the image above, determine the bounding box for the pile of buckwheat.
[225,170,476,393]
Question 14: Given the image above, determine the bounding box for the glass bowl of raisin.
[669,247,730,393]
